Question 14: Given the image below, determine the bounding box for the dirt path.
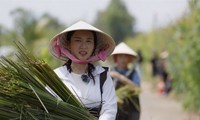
[139,80,199,120]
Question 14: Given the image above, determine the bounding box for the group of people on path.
[49,20,142,120]
[150,50,172,95]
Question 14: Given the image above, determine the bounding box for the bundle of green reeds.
[114,71,141,111]
[0,42,96,120]
[116,84,140,111]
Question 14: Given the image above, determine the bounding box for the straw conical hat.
[112,42,138,58]
[49,21,115,63]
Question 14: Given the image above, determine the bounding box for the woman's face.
[114,54,132,69]
[69,30,95,61]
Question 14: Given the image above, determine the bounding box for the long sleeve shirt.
[54,65,117,120]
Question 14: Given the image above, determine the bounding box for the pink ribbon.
[54,38,107,64]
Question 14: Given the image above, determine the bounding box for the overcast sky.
[0,0,189,32]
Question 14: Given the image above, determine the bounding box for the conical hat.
[49,21,115,63]
[112,42,138,58]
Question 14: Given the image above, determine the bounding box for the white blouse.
[54,65,117,120]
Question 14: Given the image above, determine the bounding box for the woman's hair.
[64,30,97,84]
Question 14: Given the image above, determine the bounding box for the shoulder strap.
[98,67,108,114]
[127,69,136,79]
[100,67,108,94]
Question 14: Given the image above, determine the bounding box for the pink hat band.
[54,38,107,64]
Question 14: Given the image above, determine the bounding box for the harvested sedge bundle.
[0,42,97,120]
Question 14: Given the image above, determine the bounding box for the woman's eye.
[75,39,81,42]
[87,40,93,43]
[87,40,91,43]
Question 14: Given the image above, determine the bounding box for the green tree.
[11,8,40,45]
[7,8,66,68]
[0,25,18,46]
[94,0,135,44]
